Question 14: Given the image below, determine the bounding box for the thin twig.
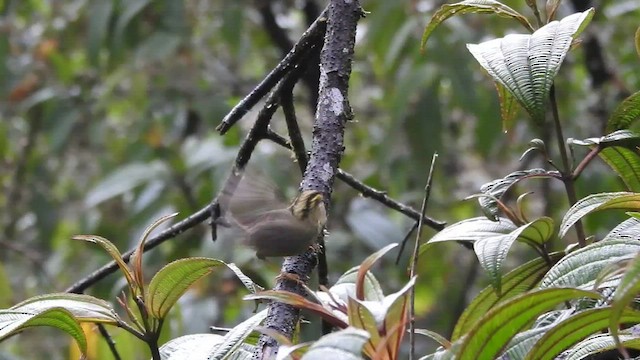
[216,6,328,135]
[395,222,418,265]
[264,130,445,231]
[409,153,438,360]
[550,85,586,247]
[97,324,122,360]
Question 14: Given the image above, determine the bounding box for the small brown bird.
[219,170,327,259]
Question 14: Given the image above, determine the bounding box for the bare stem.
[550,85,586,247]
[409,153,438,360]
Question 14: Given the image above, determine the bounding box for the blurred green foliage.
[1,0,639,358]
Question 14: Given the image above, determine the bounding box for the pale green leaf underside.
[467,9,594,125]
[559,192,640,238]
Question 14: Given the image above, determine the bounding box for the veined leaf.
[559,192,640,238]
[0,308,86,355]
[477,169,560,220]
[347,297,381,357]
[571,129,640,148]
[147,257,225,318]
[72,234,136,290]
[474,217,554,294]
[452,253,563,341]
[570,130,640,191]
[421,0,533,51]
[563,333,640,360]
[599,146,640,192]
[606,91,640,132]
[502,325,552,360]
[610,251,640,348]
[604,217,640,241]
[467,9,594,125]
[540,239,640,289]
[207,309,268,360]
[458,288,600,360]
[11,293,120,324]
[526,308,640,360]
[380,277,415,359]
[302,327,369,360]
[427,217,517,244]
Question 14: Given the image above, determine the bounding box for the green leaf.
[0,308,86,355]
[496,81,519,133]
[467,9,594,125]
[147,257,224,318]
[559,192,640,238]
[526,308,640,360]
[599,146,640,192]
[474,217,554,294]
[563,333,640,360]
[356,243,397,300]
[380,277,416,358]
[610,251,640,348]
[72,235,136,289]
[226,263,264,294]
[477,169,559,220]
[335,267,384,302]
[452,254,563,341]
[421,0,533,51]
[131,212,179,294]
[540,239,640,289]
[302,327,369,360]
[427,217,517,244]
[348,297,381,356]
[502,325,552,360]
[606,91,640,132]
[605,217,640,241]
[570,131,640,191]
[208,309,268,360]
[11,293,120,324]
[159,333,229,359]
[415,329,451,348]
[458,288,600,360]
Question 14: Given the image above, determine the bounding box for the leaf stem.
[550,86,586,247]
[572,145,602,180]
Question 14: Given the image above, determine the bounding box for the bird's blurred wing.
[219,168,288,227]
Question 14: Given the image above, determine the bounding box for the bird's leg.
[309,242,323,254]
[275,271,309,286]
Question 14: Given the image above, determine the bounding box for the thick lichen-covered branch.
[254,1,364,358]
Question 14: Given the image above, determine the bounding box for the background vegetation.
[1,0,640,359]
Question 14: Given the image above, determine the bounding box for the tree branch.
[254,1,363,357]
[216,6,328,135]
